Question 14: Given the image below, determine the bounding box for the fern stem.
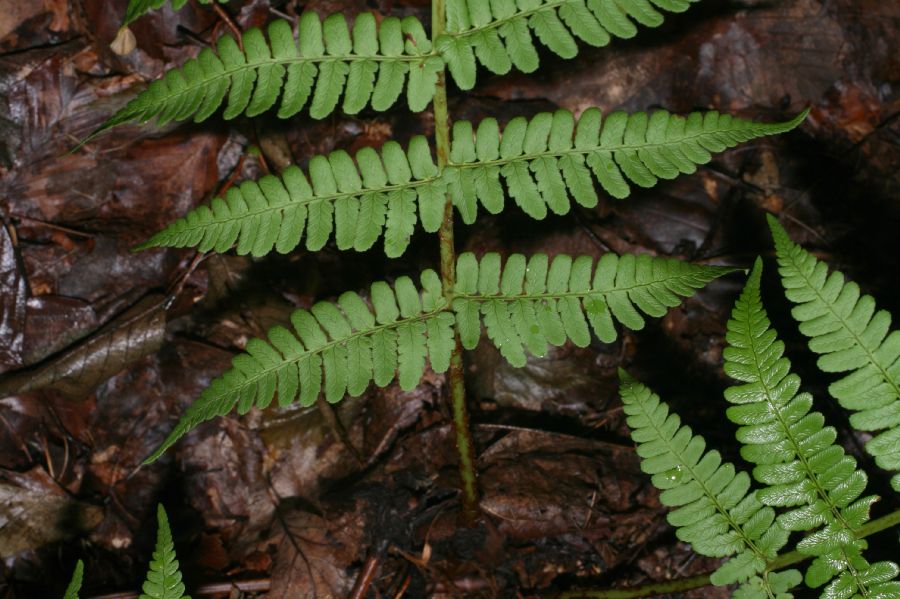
[560,508,900,599]
[433,0,480,524]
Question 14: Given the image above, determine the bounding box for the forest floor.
[0,0,898,597]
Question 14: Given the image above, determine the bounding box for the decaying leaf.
[0,225,26,372]
[0,294,166,398]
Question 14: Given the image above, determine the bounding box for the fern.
[135,136,442,258]
[93,13,440,137]
[440,0,701,88]
[140,505,190,599]
[123,0,228,27]
[725,259,899,597]
[95,2,718,138]
[137,108,805,256]
[146,251,730,462]
[62,560,84,599]
[446,108,808,223]
[768,215,900,493]
[618,373,795,596]
[452,251,733,366]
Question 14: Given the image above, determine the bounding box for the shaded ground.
[0,0,898,597]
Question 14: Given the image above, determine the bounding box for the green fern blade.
[144,270,451,463]
[442,0,702,87]
[724,257,898,596]
[768,215,900,487]
[92,13,433,139]
[62,560,84,599]
[618,372,788,589]
[139,505,190,599]
[451,108,807,221]
[134,140,441,257]
[455,252,733,366]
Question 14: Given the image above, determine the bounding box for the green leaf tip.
[62,559,84,599]
[140,504,190,599]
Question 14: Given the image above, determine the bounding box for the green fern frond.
[146,251,727,462]
[93,13,438,137]
[768,215,900,493]
[134,136,442,258]
[145,267,453,462]
[136,108,804,258]
[618,372,793,592]
[453,252,734,366]
[140,505,190,599]
[123,0,227,26]
[62,560,84,599]
[439,0,701,88]
[446,108,808,223]
[725,258,898,597]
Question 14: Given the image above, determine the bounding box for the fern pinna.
[110,1,703,133]
[621,261,900,598]
[768,216,900,493]
[146,252,732,462]
[136,108,806,258]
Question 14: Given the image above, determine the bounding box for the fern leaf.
[135,137,442,258]
[62,560,84,599]
[768,215,900,492]
[123,0,227,27]
[724,258,898,596]
[446,108,808,223]
[93,14,433,138]
[144,269,452,463]
[439,0,702,89]
[618,372,791,589]
[452,252,734,366]
[140,505,190,599]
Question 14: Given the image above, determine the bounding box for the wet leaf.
[0,224,26,372]
[0,294,166,398]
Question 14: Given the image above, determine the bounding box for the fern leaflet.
[146,252,729,462]
[453,252,733,366]
[618,372,794,595]
[135,137,442,258]
[62,560,84,599]
[446,108,808,223]
[439,0,701,88]
[725,259,899,597]
[768,215,900,493]
[93,14,438,138]
[140,505,190,599]
[145,267,453,462]
[123,0,227,26]
[137,109,804,257]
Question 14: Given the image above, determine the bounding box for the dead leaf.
[0,294,165,398]
[0,224,26,372]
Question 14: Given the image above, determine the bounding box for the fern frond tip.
[63,559,84,599]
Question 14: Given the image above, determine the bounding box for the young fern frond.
[123,0,227,27]
[62,560,84,599]
[140,505,190,599]
[134,137,442,258]
[452,252,733,367]
[146,252,730,462]
[439,0,701,88]
[768,215,900,493]
[446,108,808,222]
[725,259,899,597]
[93,13,439,137]
[137,108,805,257]
[618,373,794,595]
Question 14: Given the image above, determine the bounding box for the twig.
[206,0,242,48]
[350,552,382,599]
[86,578,270,599]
